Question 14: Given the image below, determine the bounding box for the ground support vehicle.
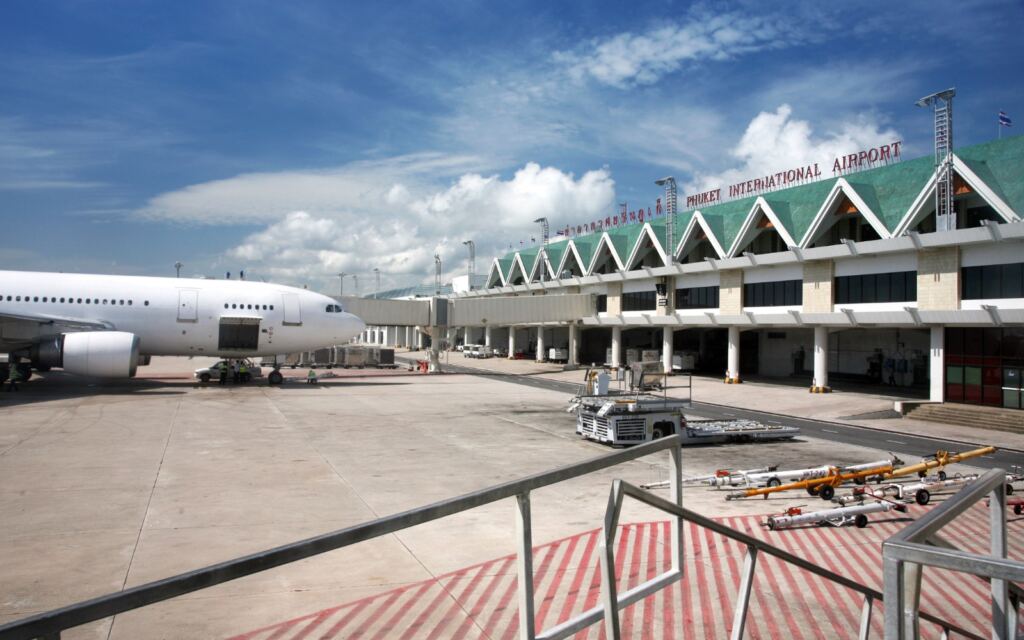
[765,500,907,531]
[194,359,263,383]
[707,457,901,489]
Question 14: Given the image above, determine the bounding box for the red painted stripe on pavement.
[555,530,600,630]
[722,516,770,640]
[450,556,516,640]
[371,580,435,640]
[638,521,661,638]
[481,549,528,638]
[438,559,504,640]
[753,547,807,640]
[688,521,716,640]
[500,537,565,640]
[534,530,583,632]
[346,586,408,639]
[398,576,463,640]
[589,523,634,640]
[658,521,677,640]
[621,522,648,638]
[425,565,492,640]
[699,523,733,638]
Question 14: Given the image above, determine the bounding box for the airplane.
[0,270,366,385]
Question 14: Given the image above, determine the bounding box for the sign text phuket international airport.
[556,140,901,239]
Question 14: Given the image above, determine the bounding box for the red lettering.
[868,148,879,163]
[813,163,821,177]
[786,169,796,183]
[795,167,805,181]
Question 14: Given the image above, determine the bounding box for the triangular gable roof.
[570,236,599,272]
[676,210,727,260]
[800,178,891,248]
[586,233,626,273]
[485,259,504,288]
[623,224,669,270]
[506,253,529,284]
[648,211,693,258]
[693,196,756,255]
[495,256,514,286]
[892,153,1021,236]
[842,154,935,234]
[557,241,588,277]
[726,196,799,257]
[956,135,1024,217]
[543,242,568,279]
[764,178,837,246]
[517,245,542,281]
[605,225,647,268]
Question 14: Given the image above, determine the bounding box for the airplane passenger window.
[103,299,108,305]
[34,297,39,302]
[247,304,252,309]
[128,300,132,305]
[270,305,274,310]
[262,305,267,310]
[15,296,20,301]
[86,299,91,304]
[231,303,237,309]
[60,298,65,303]
[77,298,82,303]
[120,300,124,305]
[224,303,228,309]
[42,297,47,302]
[144,301,149,306]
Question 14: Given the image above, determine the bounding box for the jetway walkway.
[2,437,1010,640]
[337,294,594,328]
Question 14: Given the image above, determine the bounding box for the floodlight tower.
[352,274,359,296]
[462,240,475,289]
[655,177,677,264]
[916,88,956,231]
[373,267,381,299]
[434,253,442,295]
[337,272,347,297]
[533,217,549,281]
[174,261,183,278]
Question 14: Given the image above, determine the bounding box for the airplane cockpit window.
[325,304,344,313]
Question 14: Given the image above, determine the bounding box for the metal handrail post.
[729,546,758,640]
[990,480,1010,640]
[670,443,683,573]
[599,481,625,640]
[859,595,873,640]
[516,492,536,640]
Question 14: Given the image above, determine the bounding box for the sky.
[1,0,1022,294]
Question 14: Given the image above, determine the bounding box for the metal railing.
[0,437,684,640]
[0,434,987,640]
[884,468,1022,639]
[594,480,982,640]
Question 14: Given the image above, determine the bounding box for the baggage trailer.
[310,348,333,368]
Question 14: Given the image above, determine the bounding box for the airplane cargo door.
[178,289,198,322]
[219,317,260,350]
[282,293,302,325]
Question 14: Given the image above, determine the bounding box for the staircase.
[905,402,1024,433]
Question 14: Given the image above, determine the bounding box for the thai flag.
[999,111,1013,127]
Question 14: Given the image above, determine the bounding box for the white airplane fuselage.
[0,270,365,359]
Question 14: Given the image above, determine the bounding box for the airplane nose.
[351,314,366,335]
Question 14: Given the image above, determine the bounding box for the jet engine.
[32,332,141,378]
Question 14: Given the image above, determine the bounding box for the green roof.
[517,246,541,277]
[544,242,568,274]
[764,178,838,243]
[484,136,1022,283]
[497,256,514,282]
[606,225,646,264]
[844,154,936,232]
[570,237,598,271]
[957,134,1024,216]
[696,196,757,251]
[649,211,693,254]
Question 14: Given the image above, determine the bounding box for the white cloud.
[683,104,901,194]
[151,159,615,290]
[555,10,802,89]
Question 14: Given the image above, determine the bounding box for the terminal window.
[675,285,719,309]
[835,271,917,304]
[962,263,1024,300]
[743,279,802,307]
[621,291,656,311]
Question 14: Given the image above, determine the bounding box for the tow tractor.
[569,365,800,446]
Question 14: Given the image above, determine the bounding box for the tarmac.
[0,354,1018,639]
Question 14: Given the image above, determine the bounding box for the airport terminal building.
[364,135,1024,412]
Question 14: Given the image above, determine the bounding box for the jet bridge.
[336,294,594,328]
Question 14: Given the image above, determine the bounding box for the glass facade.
[675,285,719,310]
[835,271,917,304]
[945,327,1024,409]
[743,279,802,307]
[621,291,656,311]
[961,262,1024,299]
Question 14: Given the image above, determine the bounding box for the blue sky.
[1,0,1021,292]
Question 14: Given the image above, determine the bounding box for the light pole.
[352,274,359,296]
[462,240,475,289]
[373,268,381,299]
[174,261,183,278]
[533,217,548,280]
[655,177,677,265]
[337,272,347,297]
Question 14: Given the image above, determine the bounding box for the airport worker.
[239,361,249,383]
[218,360,228,385]
[6,365,21,391]
[232,360,240,383]
[307,368,318,385]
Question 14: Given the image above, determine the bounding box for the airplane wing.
[0,310,114,331]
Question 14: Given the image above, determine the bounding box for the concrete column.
[812,326,830,392]
[536,327,546,362]
[930,326,944,403]
[611,326,622,368]
[484,326,492,347]
[568,323,579,367]
[404,326,412,349]
[508,326,517,359]
[416,328,424,350]
[662,327,674,374]
[726,326,741,383]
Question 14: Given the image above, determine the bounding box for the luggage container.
[342,346,367,368]
[376,348,397,368]
[311,348,333,368]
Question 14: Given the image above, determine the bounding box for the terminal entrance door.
[1004,368,1022,409]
